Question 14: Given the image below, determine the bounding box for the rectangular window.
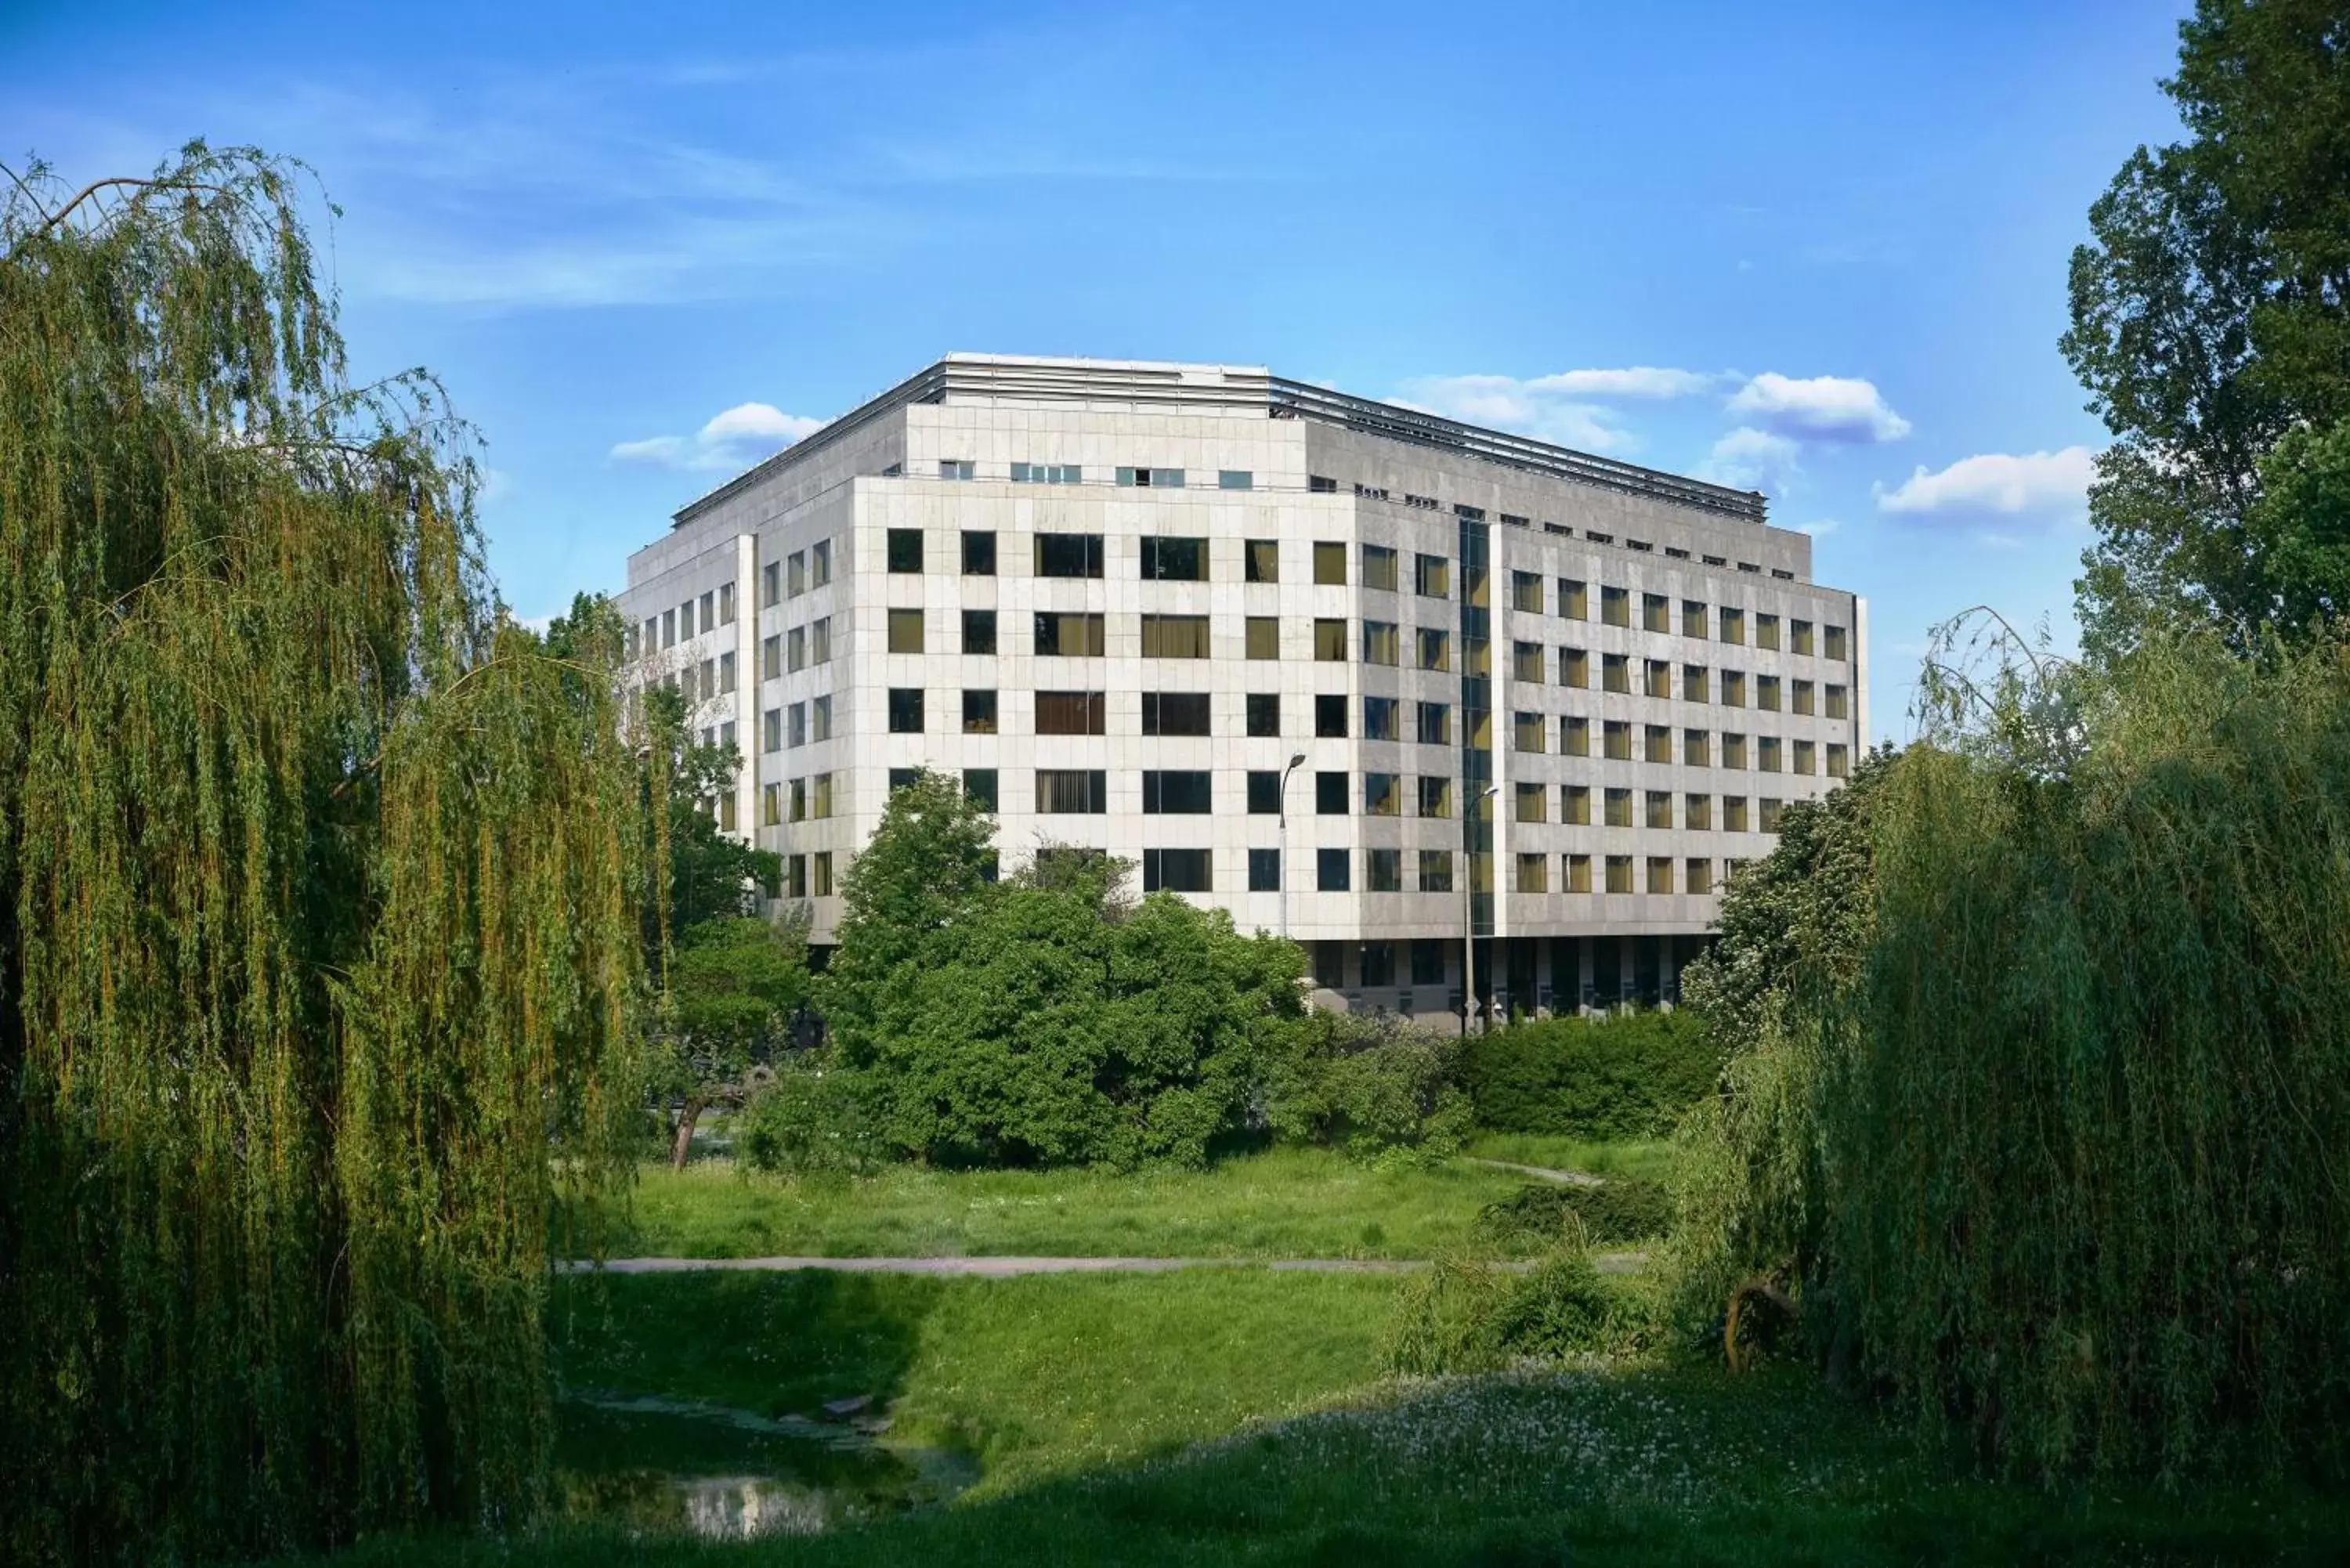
[1365,772,1401,817]
[783,853,806,899]
[1036,691,1108,735]
[1683,599,1707,638]
[786,703,806,748]
[789,778,808,822]
[1314,542,1348,585]
[718,582,736,626]
[1141,537,1207,581]
[1367,849,1403,894]
[1603,653,1630,693]
[661,608,677,649]
[1606,854,1634,894]
[1247,692,1281,737]
[1245,540,1279,583]
[888,609,924,654]
[1036,769,1108,813]
[1760,797,1785,833]
[811,695,832,742]
[1362,620,1401,665]
[1791,620,1815,656]
[1646,659,1673,699]
[1513,641,1545,682]
[1419,851,1454,894]
[1318,848,1350,892]
[811,772,833,818]
[812,618,831,664]
[1646,724,1673,764]
[1687,858,1714,894]
[1416,628,1452,671]
[719,651,737,694]
[1725,795,1749,833]
[1513,710,1546,753]
[1247,771,1282,815]
[1793,679,1815,716]
[1115,466,1184,489]
[787,551,806,598]
[1719,606,1744,645]
[1647,789,1674,829]
[1758,674,1781,712]
[1360,544,1399,592]
[938,459,974,480]
[1602,587,1630,627]
[1246,616,1280,659]
[963,689,998,734]
[888,688,924,733]
[1560,579,1589,620]
[962,530,996,575]
[1643,592,1670,633]
[1315,694,1349,739]
[1249,847,1281,891]
[761,783,781,826]
[1514,781,1547,823]
[1034,612,1106,656]
[1143,847,1213,892]
[1009,461,1081,484]
[1314,619,1347,661]
[1418,775,1453,818]
[697,591,713,633]
[1415,554,1449,598]
[1142,771,1213,814]
[1141,614,1210,659]
[1685,792,1713,831]
[1825,624,1849,662]
[963,609,998,656]
[1036,533,1105,578]
[1756,613,1781,652]
[1794,739,1817,775]
[964,768,1000,811]
[812,540,831,587]
[760,563,779,609]
[1722,732,1748,770]
[1604,720,1632,761]
[1515,852,1549,894]
[1417,703,1452,746]
[887,528,922,573]
[1684,728,1711,767]
[1562,716,1590,757]
[1683,664,1709,703]
[1219,469,1253,490]
[1512,571,1544,613]
[1561,648,1589,688]
[787,627,806,672]
[1605,787,1633,828]
[1364,695,1400,741]
[1142,692,1211,735]
[1563,783,1591,825]
[1564,853,1593,894]
[1648,856,1676,895]
[1759,735,1784,772]
[1827,684,1849,719]
[1721,670,1747,707]
[763,707,783,753]
[1827,743,1849,778]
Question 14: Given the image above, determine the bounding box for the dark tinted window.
[1035,691,1106,735]
[1141,771,1213,814]
[961,530,996,575]
[1142,692,1211,735]
[1249,848,1280,891]
[1142,847,1212,892]
[961,609,997,655]
[1140,537,1206,581]
[1246,771,1281,814]
[887,528,922,573]
[1315,694,1348,738]
[962,769,998,811]
[1246,693,1281,737]
[1315,771,1347,814]
[1317,848,1350,892]
[1036,533,1104,578]
[887,688,924,733]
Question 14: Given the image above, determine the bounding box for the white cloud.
[609,402,829,472]
[1874,446,2098,516]
[1523,366,1717,399]
[1726,373,1911,443]
[1698,427,1802,494]
[1792,518,1840,538]
[1393,366,1715,453]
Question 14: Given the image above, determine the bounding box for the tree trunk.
[671,1097,706,1171]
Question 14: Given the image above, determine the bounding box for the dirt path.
[1461,1157,1603,1187]
[568,1252,1648,1277]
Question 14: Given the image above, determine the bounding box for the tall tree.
[2064,0,2350,655]
[0,146,644,1563]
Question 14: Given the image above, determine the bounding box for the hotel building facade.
[620,355,1867,1016]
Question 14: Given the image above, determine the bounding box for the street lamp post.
[1462,783,1499,1038]
[1278,753,1307,944]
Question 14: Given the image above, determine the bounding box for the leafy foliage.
[1476,1180,1676,1250]
[736,1060,889,1175]
[1384,1248,1657,1376]
[0,146,644,1562]
[1263,1011,1473,1165]
[1459,1008,1725,1142]
[654,913,808,1166]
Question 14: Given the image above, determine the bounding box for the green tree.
[0,146,643,1563]
[2065,0,2350,653]
[657,912,808,1169]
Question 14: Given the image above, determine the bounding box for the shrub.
[1265,1013,1473,1165]
[1384,1248,1656,1375]
[736,1061,888,1175]
[1459,1009,1723,1140]
[1475,1180,1675,1250]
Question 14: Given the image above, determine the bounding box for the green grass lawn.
[598,1146,1533,1260]
[1461,1133,1679,1183]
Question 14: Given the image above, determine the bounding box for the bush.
[736,1061,888,1175]
[1265,1013,1473,1165]
[1475,1180,1675,1250]
[1384,1248,1655,1375]
[1460,1009,1723,1140]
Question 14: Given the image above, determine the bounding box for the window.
[962,609,997,656]
[938,459,974,480]
[1759,797,1785,833]
[1141,848,1212,892]
[1604,721,1632,761]
[1646,724,1673,764]
[1362,620,1401,666]
[1561,648,1589,688]
[1419,850,1454,894]
[1309,474,1339,493]
[1512,571,1544,613]
[962,530,996,575]
[1722,732,1748,770]
[1115,466,1184,489]
[960,689,998,735]
[789,778,808,822]
[1606,854,1634,894]
[1418,776,1453,818]
[1513,711,1546,753]
[889,768,921,793]
[1647,789,1674,829]
[1226,615,1272,662]
[1828,743,1849,778]
[714,583,735,626]
[761,783,781,826]
[1560,579,1589,620]
[1133,690,1211,737]
[760,563,779,609]
[1643,593,1670,633]
[1683,792,1713,831]
[1560,854,1590,894]
[1142,771,1213,814]
[1725,795,1750,833]
[1245,540,1279,583]
[1756,614,1781,652]
[1514,781,1547,823]
[1317,848,1350,892]
[1684,728,1711,767]
[1791,620,1815,656]
[1415,554,1449,598]
[1682,599,1708,638]
[1354,695,1396,741]
[1721,670,1747,707]
[811,772,833,818]
[1719,606,1744,645]
[763,707,783,753]
[1249,848,1281,891]
[786,703,806,748]
[1361,545,1399,591]
[1036,533,1105,578]
[1416,628,1452,671]
[1365,772,1401,816]
[1367,851,1403,894]
[1603,653,1630,693]
[1012,461,1080,485]
[1036,769,1108,812]
[1219,469,1253,490]
[754,634,776,680]
[1247,771,1282,814]
[1605,787,1633,827]
[1827,685,1849,719]
[964,769,1000,811]
[1313,619,1347,661]
[1646,659,1673,699]
[782,852,805,898]
[1562,716,1589,757]
[1563,783,1592,825]
[888,609,924,654]
[811,540,831,587]
[1758,674,1781,712]
[1141,537,1207,581]
[719,651,737,694]
[1035,612,1105,656]
[1246,692,1281,737]
[1793,679,1815,716]
[1313,542,1348,585]
[1515,853,1549,894]
[1417,702,1452,746]
[1036,691,1107,735]
[787,551,806,598]
[787,627,806,672]
[812,618,831,664]
[1647,857,1676,894]
[697,591,713,633]
[1825,624,1849,662]
[1687,858,1714,894]
[697,658,716,699]
[1513,641,1545,682]
[887,529,922,573]
[1602,587,1630,627]
[1679,663,1708,703]
[1315,695,1349,739]
[808,695,831,742]
[1141,614,1210,659]
[888,688,924,733]
[661,608,677,649]
[1759,736,1783,773]
[1794,739,1817,775]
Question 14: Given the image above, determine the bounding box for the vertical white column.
[1851,594,1871,755]
[735,532,758,844]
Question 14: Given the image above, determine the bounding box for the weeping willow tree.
[0,144,646,1563]
[1682,621,2350,1482]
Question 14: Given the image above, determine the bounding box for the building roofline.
[670,353,1766,528]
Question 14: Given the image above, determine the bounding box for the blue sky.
[5,1,2191,739]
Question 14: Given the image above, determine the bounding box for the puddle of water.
[553,1391,978,1541]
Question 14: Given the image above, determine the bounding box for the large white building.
[621,354,1867,1015]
